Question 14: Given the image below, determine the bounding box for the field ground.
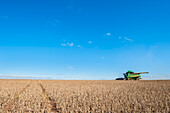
[0,79,169,112]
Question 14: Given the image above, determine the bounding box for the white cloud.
[61,43,66,46]
[106,33,111,36]
[61,42,74,47]
[117,36,134,42]
[69,43,74,47]
[88,41,93,44]
[124,37,133,42]
[61,40,81,48]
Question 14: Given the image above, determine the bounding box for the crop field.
[0,79,169,113]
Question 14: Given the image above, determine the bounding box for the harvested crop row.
[2,83,31,113]
[41,80,170,112]
[8,81,48,112]
[0,80,31,112]
[38,81,62,112]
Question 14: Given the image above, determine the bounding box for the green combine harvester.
[116,70,149,80]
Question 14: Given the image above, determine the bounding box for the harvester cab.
[123,70,149,80]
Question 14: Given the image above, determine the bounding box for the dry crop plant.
[41,80,170,113]
[10,81,49,112]
[0,80,30,112]
[0,80,169,112]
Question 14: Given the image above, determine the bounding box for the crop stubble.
[0,79,169,112]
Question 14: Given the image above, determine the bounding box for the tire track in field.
[38,81,62,113]
[2,81,32,113]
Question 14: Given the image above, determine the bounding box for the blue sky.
[0,0,170,80]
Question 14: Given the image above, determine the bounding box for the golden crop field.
[0,79,169,113]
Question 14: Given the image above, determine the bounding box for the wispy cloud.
[61,42,74,47]
[124,37,133,42]
[61,43,66,46]
[0,74,52,79]
[106,33,111,36]
[118,36,133,42]
[0,74,86,80]
[69,43,74,47]
[88,41,93,44]
[143,74,170,80]
[61,40,83,48]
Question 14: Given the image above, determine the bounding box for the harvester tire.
[129,78,132,80]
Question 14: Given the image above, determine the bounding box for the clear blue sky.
[0,0,170,80]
